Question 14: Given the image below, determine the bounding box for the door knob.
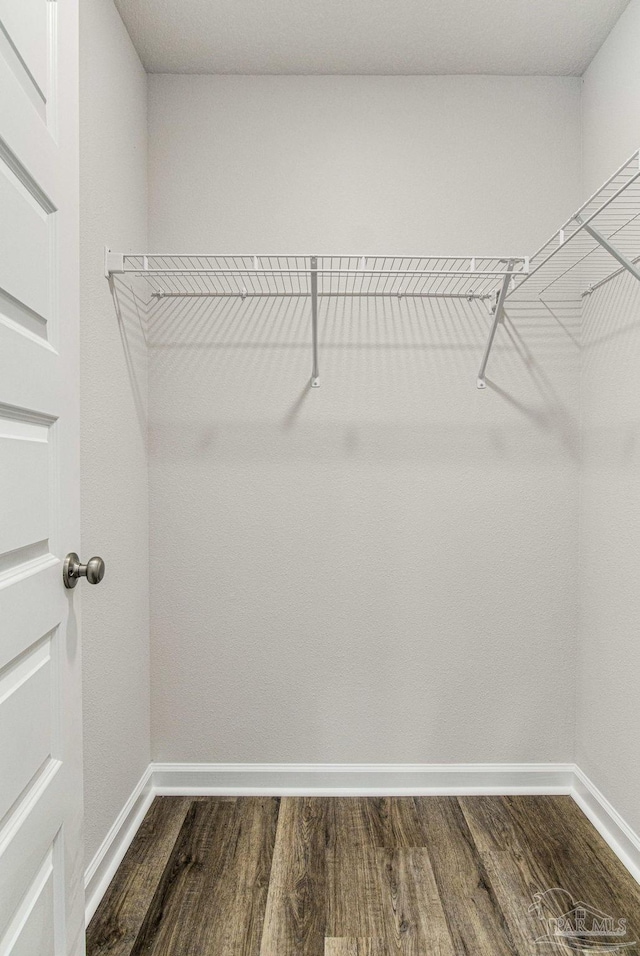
[63,552,105,589]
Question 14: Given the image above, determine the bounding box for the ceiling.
[114,0,631,75]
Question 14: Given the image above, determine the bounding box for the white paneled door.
[0,1,85,955]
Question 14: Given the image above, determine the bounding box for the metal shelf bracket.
[104,247,124,279]
[477,259,515,389]
[310,256,320,387]
[576,218,640,286]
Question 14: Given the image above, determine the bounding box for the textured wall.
[148,76,582,764]
[579,0,640,837]
[80,0,150,867]
[582,0,640,193]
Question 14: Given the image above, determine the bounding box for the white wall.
[582,0,640,193]
[80,0,149,867]
[579,0,640,836]
[148,76,582,764]
[149,75,580,255]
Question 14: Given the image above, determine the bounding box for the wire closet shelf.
[106,148,640,389]
[104,253,527,300]
[508,148,640,300]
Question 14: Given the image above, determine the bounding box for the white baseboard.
[84,765,154,924]
[152,761,575,796]
[572,766,640,885]
[84,761,640,923]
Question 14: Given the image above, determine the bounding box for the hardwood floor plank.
[130,797,280,956]
[458,796,570,955]
[374,798,428,849]
[350,797,424,850]
[129,799,235,955]
[259,797,328,956]
[324,939,387,955]
[324,797,425,850]
[86,797,192,956]
[414,797,517,956]
[326,800,388,939]
[90,795,640,956]
[325,798,387,850]
[460,795,640,955]
[327,846,386,939]
[379,848,455,956]
[530,795,640,915]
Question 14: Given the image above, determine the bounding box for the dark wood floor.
[87,796,640,955]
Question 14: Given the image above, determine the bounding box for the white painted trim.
[84,765,154,925]
[571,766,640,885]
[152,762,575,796]
[83,761,640,924]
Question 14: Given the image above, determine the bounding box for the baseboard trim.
[84,765,154,925]
[84,761,640,922]
[571,766,640,884]
[152,761,575,796]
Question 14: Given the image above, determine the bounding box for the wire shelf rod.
[118,267,525,277]
[149,291,495,299]
[116,253,528,263]
[582,253,640,296]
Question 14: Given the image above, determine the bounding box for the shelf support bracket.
[310,256,320,387]
[577,218,640,285]
[477,259,515,389]
[104,247,124,279]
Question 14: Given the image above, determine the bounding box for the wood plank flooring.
[87,796,640,956]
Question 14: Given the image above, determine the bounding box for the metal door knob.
[63,553,105,589]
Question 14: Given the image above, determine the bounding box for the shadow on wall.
[109,277,149,440]
[578,269,640,810]
[139,287,581,763]
[582,269,640,456]
[131,287,582,463]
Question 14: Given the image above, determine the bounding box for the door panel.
[0,417,51,556]
[0,630,58,822]
[0,0,52,122]
[1,836,62,956]
[0,0,83,954]
[0,771,65,945]
[0,53,57,198]
[0,0,49,98]
[0,563,61,669]
[0,153,53,322]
